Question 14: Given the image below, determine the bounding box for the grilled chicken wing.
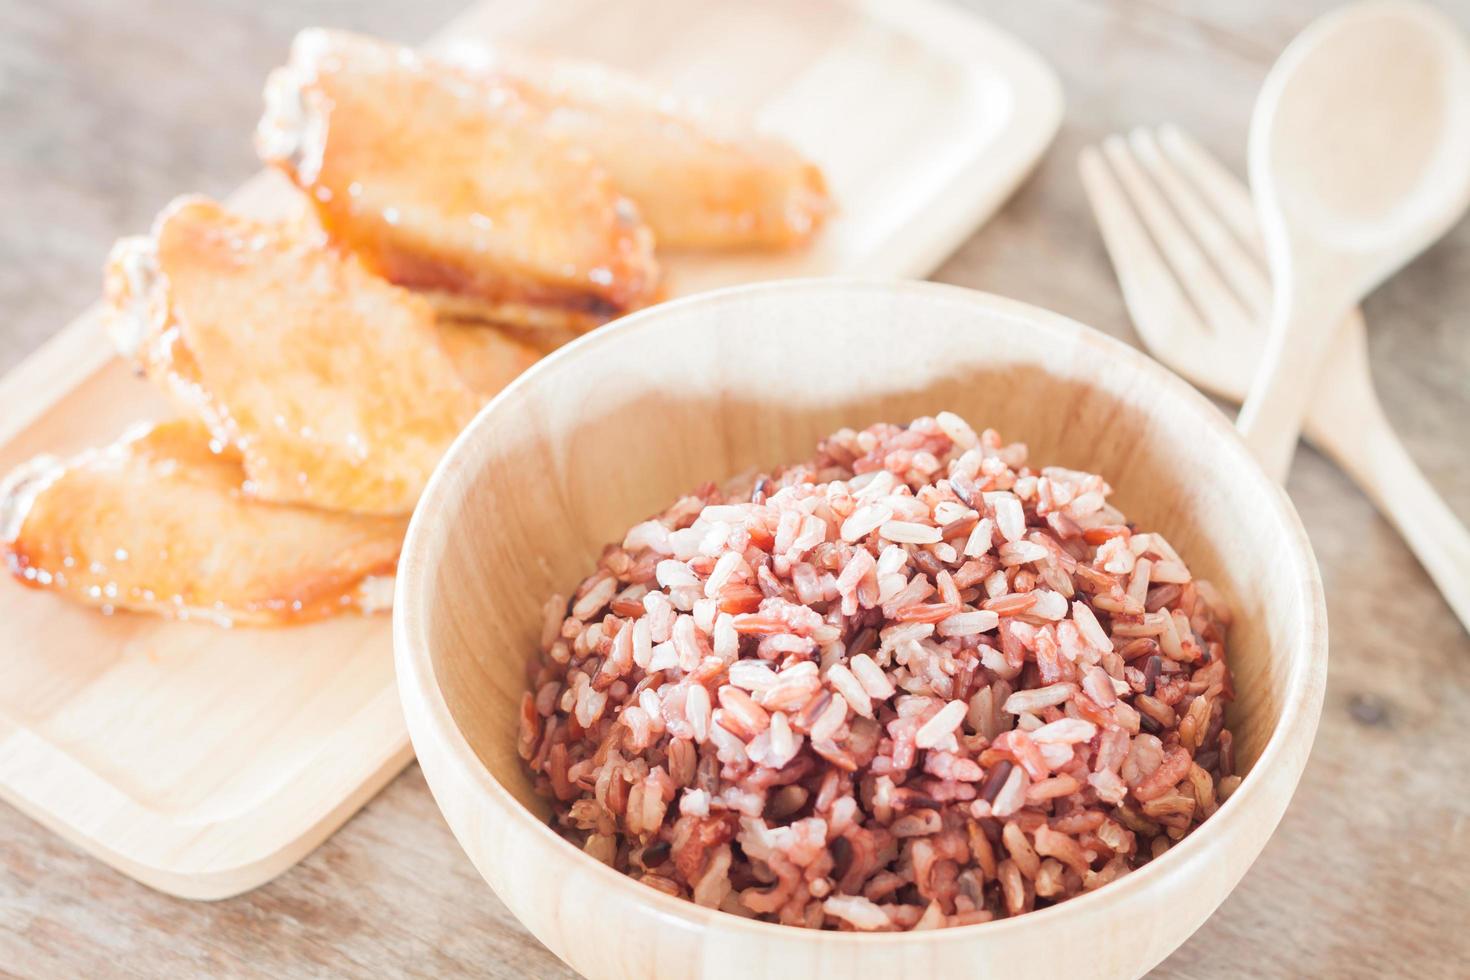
[257,29,660,333]
[1,420,406,625]
[440,40,831,250]
[105,195,479,516]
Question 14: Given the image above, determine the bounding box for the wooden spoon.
[1237,0,1470,482]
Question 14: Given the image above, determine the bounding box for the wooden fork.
[1079,125,1470,633]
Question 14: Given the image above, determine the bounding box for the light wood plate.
[0,0,1061,899]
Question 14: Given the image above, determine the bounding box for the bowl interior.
[410,280,1318,830]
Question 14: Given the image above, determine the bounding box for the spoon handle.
[1236,286,1346,481]
[1311,382,1470,634]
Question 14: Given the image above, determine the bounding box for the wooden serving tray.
[0,0,1061,899]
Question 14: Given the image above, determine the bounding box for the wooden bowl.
[395,279,1327,979]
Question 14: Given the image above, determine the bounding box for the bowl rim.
[395,277,1328,945]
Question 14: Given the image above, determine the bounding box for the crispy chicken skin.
[0,420,407,625]
[104,196,480,516]
[439,40,832,250]
[256,29,660,332]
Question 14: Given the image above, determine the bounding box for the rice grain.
[519,415,1235,932]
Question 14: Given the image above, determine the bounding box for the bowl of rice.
[395,279,1326,979]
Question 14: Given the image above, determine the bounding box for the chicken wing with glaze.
[1,420,407,626]
[257,29,660,334]
[105,195,480,516]
[440,39,831,250]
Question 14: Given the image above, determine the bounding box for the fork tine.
[1077,144,1212,363]
[1128,128,1274,321]
[1098,134,1255,339]
[1155,125,1268,259]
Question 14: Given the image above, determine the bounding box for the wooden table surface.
[3,1,1468,976]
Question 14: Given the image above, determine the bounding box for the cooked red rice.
[518,414,1237,931]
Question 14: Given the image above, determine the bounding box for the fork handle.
[1310,387,1470,633]
[1238,288,1351,481]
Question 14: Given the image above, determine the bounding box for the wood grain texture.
[395,280,1327,980]
[1,0,1468,977]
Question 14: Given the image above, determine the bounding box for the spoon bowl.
[1237,0,1470,479]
